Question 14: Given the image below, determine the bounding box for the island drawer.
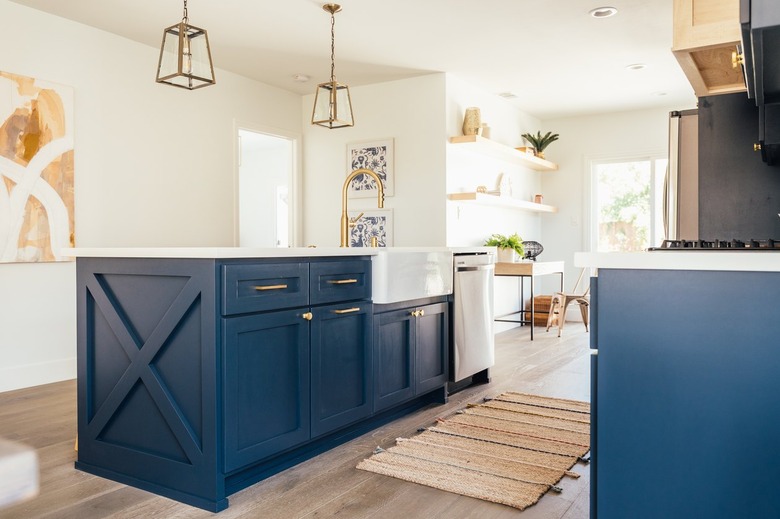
[310,259,371,305]
[222,263,309,315]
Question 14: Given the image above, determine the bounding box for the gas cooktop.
[648,239,780,251]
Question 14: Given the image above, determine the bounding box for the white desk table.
[494,260,565,340]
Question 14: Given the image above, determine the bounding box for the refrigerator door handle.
[666,112,681,241]
[662,165,670,240]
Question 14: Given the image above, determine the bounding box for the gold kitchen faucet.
[340,168,384,247]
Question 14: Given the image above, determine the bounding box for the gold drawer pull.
[410,309,426,317]
[302,312,313,321]
[254,284,288,291]
[333,307,360,314]
[327,278,358,285]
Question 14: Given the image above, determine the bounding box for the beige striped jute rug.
[356,391,591,510]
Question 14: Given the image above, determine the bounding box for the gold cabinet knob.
[302,312,313,321]
[418,309,425,317]
[754,143,762,152]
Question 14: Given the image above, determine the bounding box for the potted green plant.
[521,131,559,159]
[484,233,524,263]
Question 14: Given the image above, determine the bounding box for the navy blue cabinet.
[75,258,225,511]
[221,262,308,315]
[374,308,415,411]
[373,301,448,413]
[310,260,371,305]
[223,308,311,472]
[415,302,448,394]
[76,256,450,512]
[592,268,780,518]
[311,303,373,437]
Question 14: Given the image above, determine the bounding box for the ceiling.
[9,0,697,120]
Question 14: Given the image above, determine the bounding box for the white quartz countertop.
[61,247,380,259]
[575,251,780,272]
[60,246,468,259]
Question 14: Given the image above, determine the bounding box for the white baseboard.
[0,358,76,393]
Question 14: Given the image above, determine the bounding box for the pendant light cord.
[330,10,336,83]
[182,0,189,24]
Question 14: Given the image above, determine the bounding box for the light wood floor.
[0,325,591,519]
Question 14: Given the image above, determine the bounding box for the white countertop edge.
[60,246,468,259]
[60,247,381,259]
[574,251,780,272]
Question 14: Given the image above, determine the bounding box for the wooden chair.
[546,269,590,337]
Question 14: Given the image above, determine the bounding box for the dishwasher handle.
[456,264,495,272]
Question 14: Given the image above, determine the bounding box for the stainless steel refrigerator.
[664,109,699,240]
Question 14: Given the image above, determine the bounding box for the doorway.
[237,127,298,247]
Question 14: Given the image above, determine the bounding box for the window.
[591,157,667,252]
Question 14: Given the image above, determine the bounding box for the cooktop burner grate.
[648,239,780,251]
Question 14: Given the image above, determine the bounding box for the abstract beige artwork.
[0,71,74,263]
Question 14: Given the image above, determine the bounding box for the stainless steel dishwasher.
[450,251,495,392]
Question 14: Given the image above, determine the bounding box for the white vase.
[497,248,517,263]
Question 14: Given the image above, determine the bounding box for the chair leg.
[557,299,571,337]
[546,296,559,332]
[580,302,589,331]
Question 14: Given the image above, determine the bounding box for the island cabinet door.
[310,303,373,438]
[373,308,416,413]
[223,308,311,473]
[415,302,449,395]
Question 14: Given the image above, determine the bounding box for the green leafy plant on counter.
[484,233,524,256]
[521,131,559,158]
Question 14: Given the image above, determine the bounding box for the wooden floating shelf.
[449,135,558,171]
[447,192,558,213]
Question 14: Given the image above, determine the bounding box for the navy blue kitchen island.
[578,252,780,519]
[70,248,450,512]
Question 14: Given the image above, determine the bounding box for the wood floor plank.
[38,486,157,519]
[0,325,591,518]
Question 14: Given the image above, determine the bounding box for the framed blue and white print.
[346,138,394,198]
[348,209,393,247]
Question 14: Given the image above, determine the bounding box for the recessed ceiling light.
[292,74,310,82]
[498,92,518,99]
[626,63,647,71]
[589,6,618,18]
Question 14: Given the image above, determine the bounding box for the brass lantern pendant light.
[312,4,354,128]
[156,0,216,90]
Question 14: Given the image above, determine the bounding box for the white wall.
[0,0,302,392]
[301,74,447,247]
[540,105,695,295]
[444,76,547,328]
